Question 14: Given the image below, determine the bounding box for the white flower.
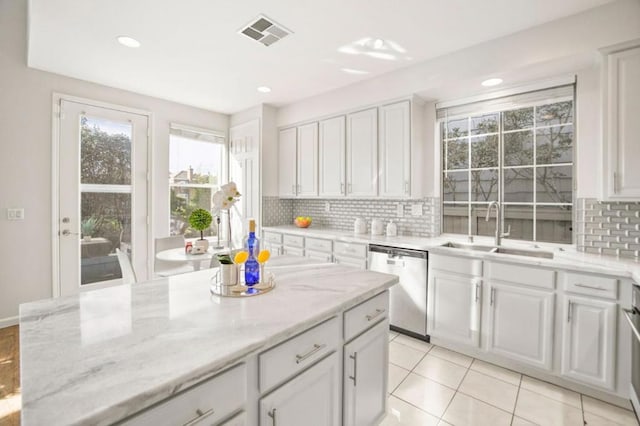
[213,181,241,211]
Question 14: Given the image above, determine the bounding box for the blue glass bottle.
[244,219,260,285]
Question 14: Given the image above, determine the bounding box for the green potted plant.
[81,217,100,241]
[189,208,213,251]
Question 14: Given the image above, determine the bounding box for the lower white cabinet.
[428,270,481,347]
[306,249,332,262]
[486,282,555,370]
[263,242,283,256]
[343,320,389,426]
[283,246,304,257]
[561,295,617,390]
[260,352,341,426]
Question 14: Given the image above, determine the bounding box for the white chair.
[115,248,137,285]
[155,236,194,277]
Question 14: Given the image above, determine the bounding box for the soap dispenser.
[386,220,398,237]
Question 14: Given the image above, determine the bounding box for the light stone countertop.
[263,225,640,282]
[19,256,398,426]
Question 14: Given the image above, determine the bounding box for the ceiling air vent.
[239,15,292,47]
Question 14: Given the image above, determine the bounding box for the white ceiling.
[28,0,614,114]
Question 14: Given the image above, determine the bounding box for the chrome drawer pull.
[268,408,277,426]
[183,408,214,426]
[349,352,358,386]
[574,283,606,291]
[295,343,326,364]
[366,308,385,321]
[623,308,640,343]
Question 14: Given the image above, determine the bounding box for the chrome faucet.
[486,201,511,246]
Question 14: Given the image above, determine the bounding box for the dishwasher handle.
[368,245,428,259]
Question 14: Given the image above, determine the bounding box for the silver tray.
[210,272,275,297]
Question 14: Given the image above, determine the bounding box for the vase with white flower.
[212,182,241,249]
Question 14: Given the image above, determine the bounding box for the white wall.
[0,0,229,322]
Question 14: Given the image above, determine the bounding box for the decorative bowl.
[294,217,312,228]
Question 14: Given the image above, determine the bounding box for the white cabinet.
[379,101,411,197]
[603,45,640,199]
[220,411,246,426]
[260,352,340,426]
[486,282,555,370]
[346,108,378,197]
[343,320,388,426]
[561,295,617,390]
[306,250,332,262]
[319,116,346,197]
[278,127,297,197]
[428,270,481,347]
[297,122,319,196]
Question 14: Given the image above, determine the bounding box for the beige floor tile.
[428,346,473,368]
[582,411,634,426]
[393,373,456,418]
[388,363,410,394]
[380,395,440,426]
[389,341,425,370]
[389,331,399,342]
[511,416,537,425]
[442,392,512,426]
[393,334,433,353]
[458,369,518,413]
[520,376,581,409]
[582,395,639,426]
[469,359,521,386]
[413,354,468,389]
[515,388,584,426]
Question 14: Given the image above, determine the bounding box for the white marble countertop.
[19,256,398,426]
[263,225,640,282]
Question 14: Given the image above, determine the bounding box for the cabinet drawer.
[334,241,367,258]
[430,253,482,276]
[306,249,332,263]
[334,255,367,270]
[563,272,618,300]
[344,291,389,342]
[283,246,304,257]
[122,364,246,426]
[259,317,339,393]
[487,262,555,289]
[305,237,332,253]
[263,231,283,244]
[283,234,304,248]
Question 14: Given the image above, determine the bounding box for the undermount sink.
[440,242,554,259]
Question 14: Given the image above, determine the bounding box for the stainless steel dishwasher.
[368,245,429,340]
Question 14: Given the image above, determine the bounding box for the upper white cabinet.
[602,44,640,200]
[379,101,411,197]
[278,127,297,197]
[297,122,319,196]
[319,116,346,197]
[346,108,378,197]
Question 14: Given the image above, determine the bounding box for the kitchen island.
[20,256,398,425]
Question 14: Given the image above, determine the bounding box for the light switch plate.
[396,203,404,217]
[7,208,24,220]
[411,204,423,216]
[324,201,331,212]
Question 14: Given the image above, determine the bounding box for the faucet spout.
[486,201,502,246]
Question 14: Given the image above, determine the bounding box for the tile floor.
[381,331,640,426]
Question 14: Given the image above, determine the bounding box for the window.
[440,86,574,243]
[169,125,225,237]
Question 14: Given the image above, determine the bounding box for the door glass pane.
[81,193,131,285]
[536,166,573,203]
[443,171,468,202]
[81,116,132,185]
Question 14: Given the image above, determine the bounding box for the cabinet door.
[346,108,378,197]
[379,101,410,198]
[319,116,346,197]
[297,122,319,196]
[486,282,554,370]
[605,46,640,199]
[278,127,297,197]
[260,353,340,426]
[343,320,389,426]
[428,271,481,347]
[561,295,617,390]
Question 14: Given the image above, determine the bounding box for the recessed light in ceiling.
[481,78,503,87]
[116,36,141,48]
[257,86,272,93]
[341,68,369,75]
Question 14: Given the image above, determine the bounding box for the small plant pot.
[194,238,209,251]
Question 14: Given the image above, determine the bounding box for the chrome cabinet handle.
[268,408,277,426]
[490,288,495,306]
[341,183,345,194]
[574,283,607,291]
[183,408,214,426]
[623,308,640,343]
[474,282,480,302]
[295,343,326,364]
[366,308,385,321]
[404,181,409,194]
[349,352,358,386]
[614,172,618,194]
[567,301,572,322]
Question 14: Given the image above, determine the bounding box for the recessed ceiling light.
[257,86,272,93]
[481,78,503,87]
[117,36,141,48]
[341,68,370,75]
[373,38,385,49]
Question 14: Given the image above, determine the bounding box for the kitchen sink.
[440,242,554,259]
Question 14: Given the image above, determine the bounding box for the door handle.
[622,308,640,343]
[268,408,277,426]
[474,282,480,302]
[489,288,495,306]
[349,352,358,386]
